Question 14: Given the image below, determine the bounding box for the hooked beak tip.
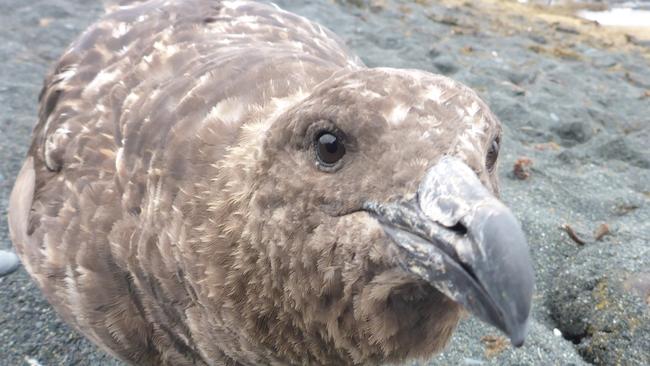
[365,155,535,346]
[506,315,530,348]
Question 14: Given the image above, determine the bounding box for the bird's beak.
[363,156,534,347]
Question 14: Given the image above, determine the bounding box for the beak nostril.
[448,222,468,236]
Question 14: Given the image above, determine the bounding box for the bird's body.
[9,1,534,365]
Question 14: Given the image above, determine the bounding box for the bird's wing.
[7,157,35,270]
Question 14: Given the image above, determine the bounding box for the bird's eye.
[486,137,500,172]
[316,131,345,167]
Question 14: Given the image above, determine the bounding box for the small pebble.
[550,112,559,122]
[513,157,533,180]
[24,357,44,366]
[463,357,485,365]
[553,328,562,337]
[0,250,20,277]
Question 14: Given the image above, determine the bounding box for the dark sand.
[1,1,648,365]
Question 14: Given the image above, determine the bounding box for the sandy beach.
[1,1,648,365]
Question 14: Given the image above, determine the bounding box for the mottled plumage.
[9,1,533,365]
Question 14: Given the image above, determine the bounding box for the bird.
[8,0,534,365]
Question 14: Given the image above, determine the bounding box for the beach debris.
[553,24,579,35]
[428,14,461,26]
[460,45,474,54]
[500,81,526,96]
[562,224,586,246]
[528,44,582,61]
[594,223,610,241]
[38,18,53,27]
[513,157,533,180]
[480,335,509,358]
[533,141,560,151]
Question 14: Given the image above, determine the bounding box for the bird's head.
[214,68,534,364]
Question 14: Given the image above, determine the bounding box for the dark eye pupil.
[317,132,345,165]
[486,139,499,171]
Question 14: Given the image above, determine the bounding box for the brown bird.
[8,0,534,365]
